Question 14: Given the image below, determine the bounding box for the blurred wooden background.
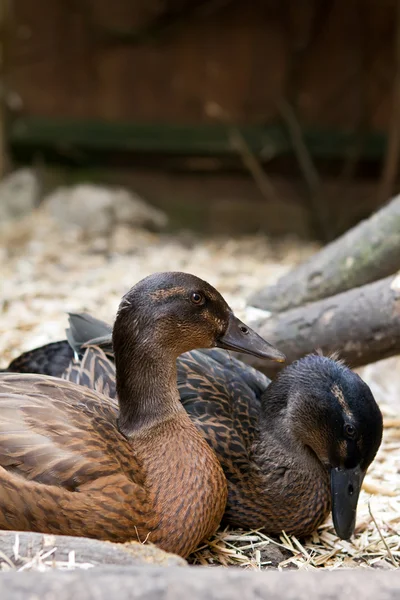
[7,0,395,127]
[2,0,400,239]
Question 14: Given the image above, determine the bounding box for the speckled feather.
[5,341,74,377]
[0,273,265,558]
[4,312,382,540]
[62,346,331,536]
[177,349,332,535]
[0,371,226,557]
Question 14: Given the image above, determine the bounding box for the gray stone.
[42,184,168,236]
[0,169,39,223]
[258,542,289,567]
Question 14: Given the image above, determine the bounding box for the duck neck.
[113,329,227,557]
[256,378,328,476]
[115,344,184,436]
[235,382,331,535]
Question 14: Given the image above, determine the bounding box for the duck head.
[113,272,286,362]
[265,354,383,540]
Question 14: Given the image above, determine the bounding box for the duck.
[3,312,383,541]
[179,349,383,540]
[0,272,286,557]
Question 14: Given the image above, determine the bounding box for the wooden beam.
[0,0,11,179]
[9,117,387,160]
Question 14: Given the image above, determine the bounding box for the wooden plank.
[8,0,398,132]
[0,0,11,178]
[9,117,387,159]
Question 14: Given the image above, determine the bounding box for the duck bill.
[217,314,286,362]
[330,465,364,540]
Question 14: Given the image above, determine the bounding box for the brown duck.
[0,272,285,557]
[5,313,383,540]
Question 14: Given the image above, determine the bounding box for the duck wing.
[62,340,271,460]
[3,313,113,376]
[0,373,155,541]
[66,313,113,356]
[66,315,271,429]
[177,348,270,481]
[4,341,74,377]
[63,345,117,399]
[8,320,271,468]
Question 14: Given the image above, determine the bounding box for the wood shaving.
[0,208,399,571]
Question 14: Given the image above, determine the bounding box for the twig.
[377,0,400,204]
[18,547,57,571]
[339,0,368,182]
[277,99,330,241]
[0,0,11,179]
[277,99,320,195]
[12,533,19,561]
[0,549,15,569]
[228,127,278,203]
[206,101,279,204]
[368,500,398,568]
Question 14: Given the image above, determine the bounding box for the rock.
[41,184,168,237]
[257,542,289,568]
[0,169,39,224]
[113,189,167,231]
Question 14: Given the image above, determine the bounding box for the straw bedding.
[0,209,398,571]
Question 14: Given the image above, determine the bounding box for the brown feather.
[61,347,329,536]
[64,346,381,538]
[0,367,226,557]
[4,302,382,542]
[0,273,264,557]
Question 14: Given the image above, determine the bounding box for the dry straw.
[192,403,400,570]
[0,211,398,571]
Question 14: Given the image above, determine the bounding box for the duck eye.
[190,292,205,306]
[344,423,357,439]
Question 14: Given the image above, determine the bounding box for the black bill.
[331,465,364,540]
